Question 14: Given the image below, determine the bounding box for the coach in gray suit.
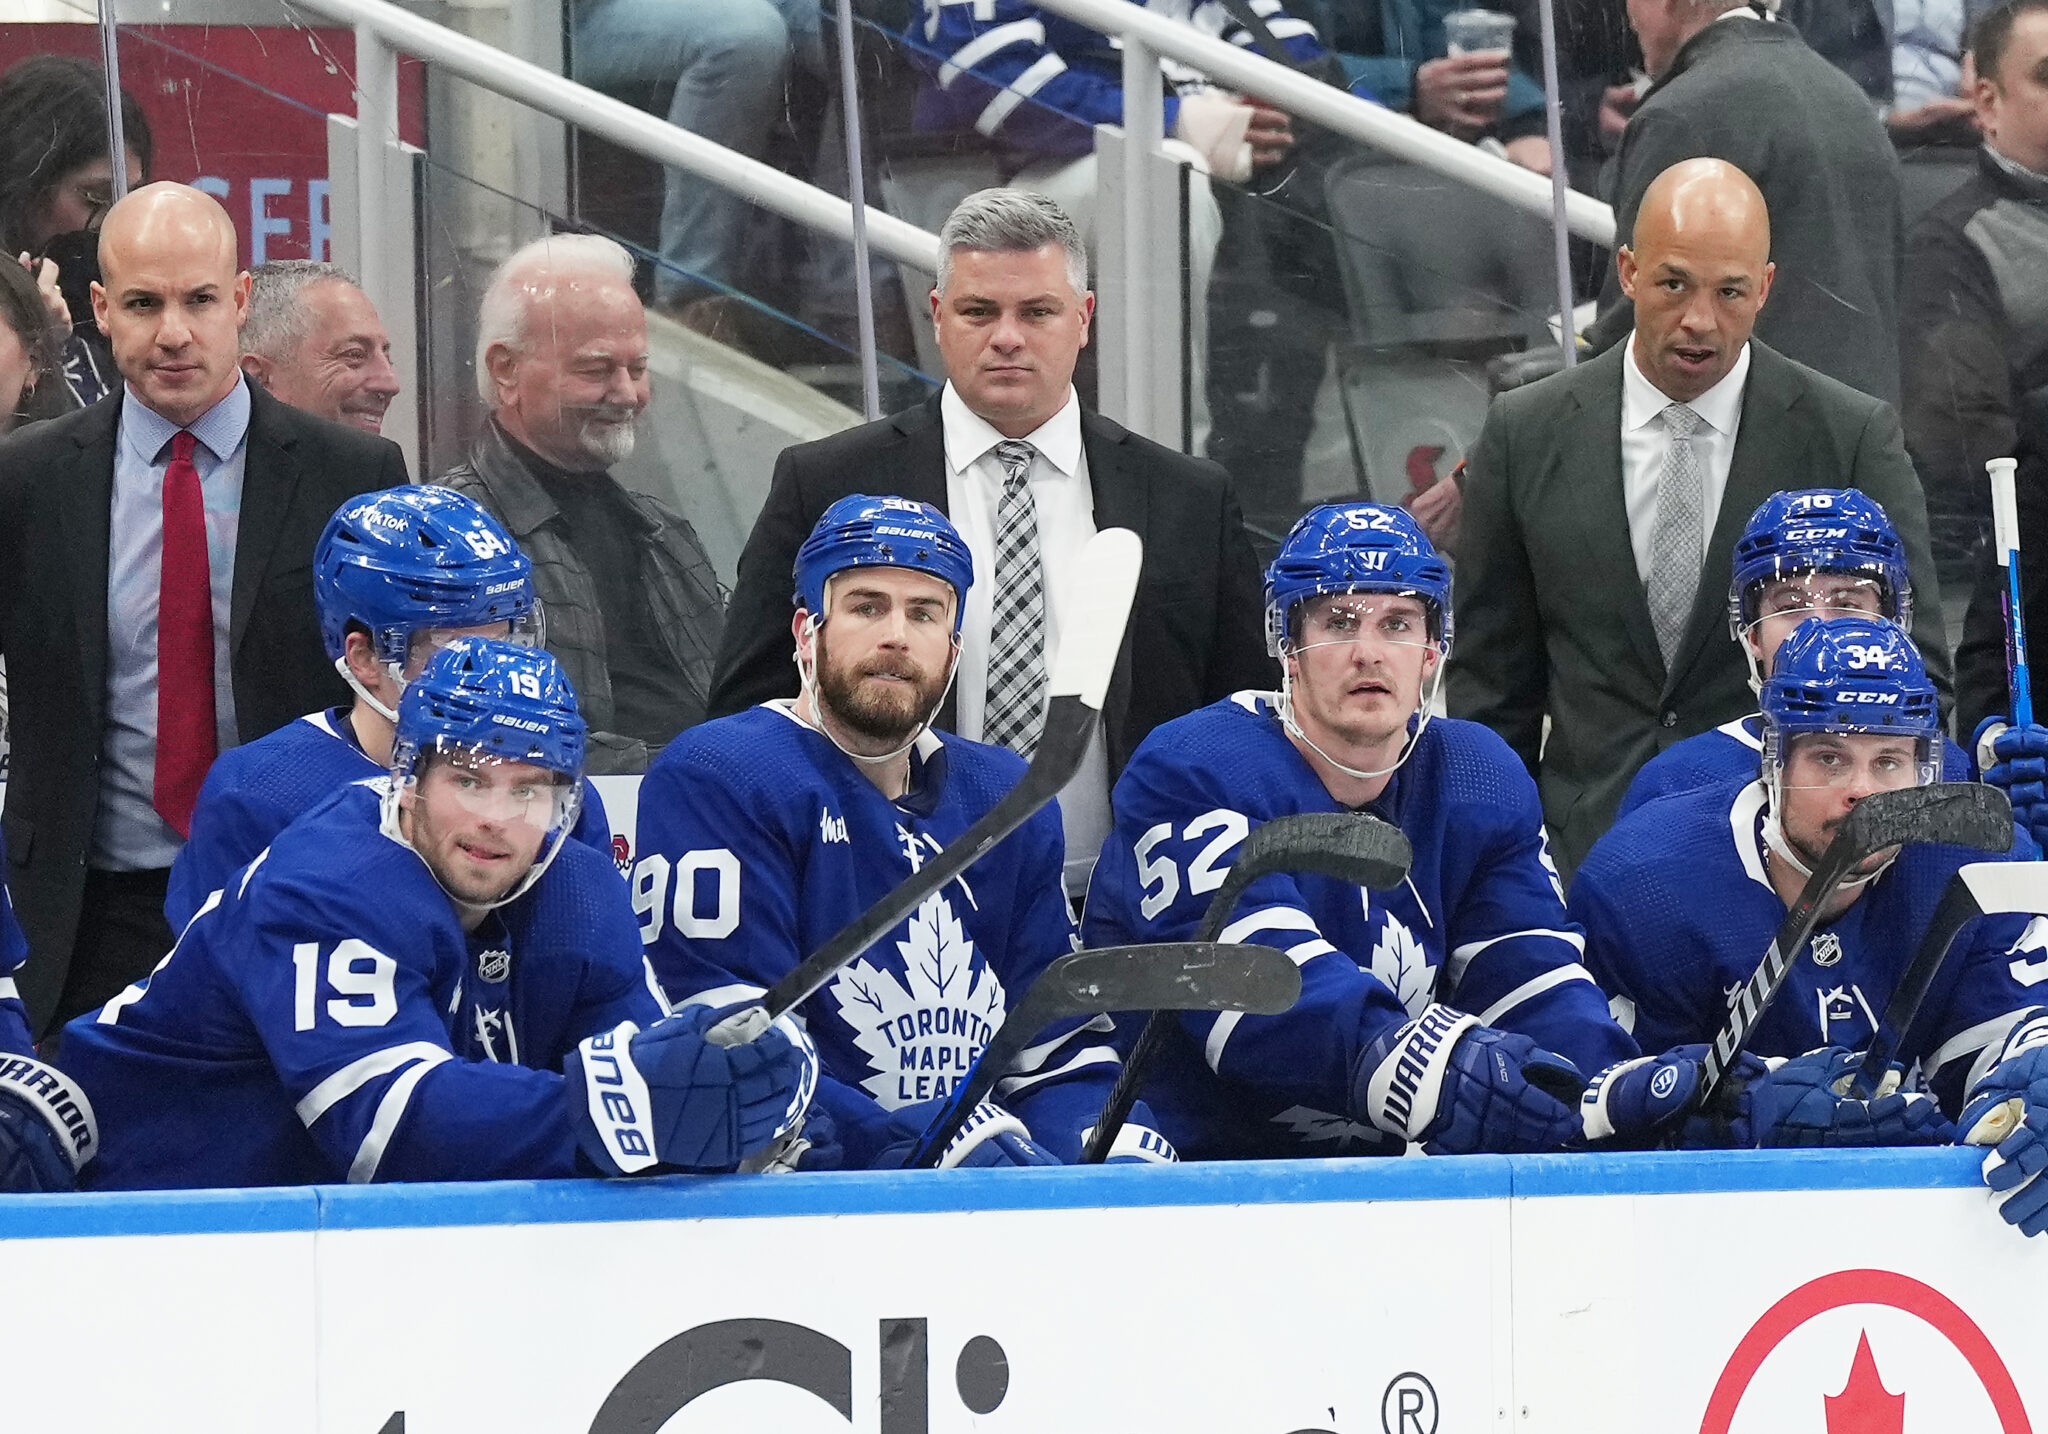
[1451,159,1946,877]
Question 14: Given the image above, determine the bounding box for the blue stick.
[1992,457,2034,728]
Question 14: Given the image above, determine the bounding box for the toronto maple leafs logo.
[1364,909,1435,1019]
[830,893,1007,1107]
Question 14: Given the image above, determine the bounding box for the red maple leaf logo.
[1825,1331,1905,1434]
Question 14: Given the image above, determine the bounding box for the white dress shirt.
[939,381,1112,895]
[1620,338,1751,587]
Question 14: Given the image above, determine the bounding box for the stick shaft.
[1992,457,2033,727]
[1854,878,1982,1098]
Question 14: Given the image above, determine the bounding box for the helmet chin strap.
[793,613,962,770]
[379,773,575,914]
[1760,777,1893,891]
[337,655,403,725]
[1276,649,1445,784]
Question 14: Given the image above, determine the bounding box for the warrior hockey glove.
[1960,1008,2048,1236]
[1579,1046,1715,1147]
[0,1052,98,1193]
[1351,1004,1584,1155]
[1977,718,2048,850]
[1708,1046,1953,1150]
[564,1003,817,1176]
[874,1098,1060,1170]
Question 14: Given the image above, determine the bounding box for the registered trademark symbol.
[1381,1371,1438,1434]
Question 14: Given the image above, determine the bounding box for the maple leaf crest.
[1365,910,1434,1018]
[829,893,1007,1107]
[1824,1331,1903,1434]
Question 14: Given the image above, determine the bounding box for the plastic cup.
[1444,8,1517,56]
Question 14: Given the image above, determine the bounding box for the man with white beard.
[438,234,724,773]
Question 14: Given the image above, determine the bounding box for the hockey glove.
[1960,1008,2048,1236]
[564,1003,817,1176]
[873,1098,1061,1170]
[0,1052,98,1193]
[1704,1046,1954,1150]
[1351,1004,1585,1155]
[1578,1046,1714,1147]
[1081,1120,1180,1165]
[1977,718,2048,850]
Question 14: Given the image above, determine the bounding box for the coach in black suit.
[0,185,403,1035]
[1451,160,1946,879]
[708,189,1272,893]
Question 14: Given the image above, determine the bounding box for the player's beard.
[815,635,946,748]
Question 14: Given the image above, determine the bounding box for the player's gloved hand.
[872,1098,1061,1170]
[1351,1004,1585,1155]
[563,1003,817,1176]
[1080,1119,1180,1165]
[1701,1046,1954,1149]
[1578,1045,1712,1147]
[1977,717,2048,849]
[0,1052,99,1193]
[1959,1008,2048,1236]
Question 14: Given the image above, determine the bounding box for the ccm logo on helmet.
[1781,525,1850,542]
[1840,691,1901,705]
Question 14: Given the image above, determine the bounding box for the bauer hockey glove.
[1350,1004,1584,1155]
[873,1098,1061,1170]
[564,1003,818,1176]
[1960,1008,2048,1236]
[0,1052,98,1193]
[1976,718,2048,850]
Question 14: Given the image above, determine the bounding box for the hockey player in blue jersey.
[1574,618,2034,1162]
[164,486,612,930]
[0,827,97,1191]
[1083,503,1919,1160]
[1619,489,1972,819]
[637,495,1171,1168]
[59,639,814,1189]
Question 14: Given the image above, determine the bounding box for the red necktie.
[153,429,216,838]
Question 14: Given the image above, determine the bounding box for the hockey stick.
[1699,783,2015,1103]
[1079,811,1415,1163]
[1991,457,2034,727]
[707,527,1145,1048]
[903,940,1301,1168]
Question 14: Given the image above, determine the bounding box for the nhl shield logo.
[477,948,511,984]
[1811,932,1844,968]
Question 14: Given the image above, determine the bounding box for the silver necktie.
[1647,402,1704,669]
[982,440,1049,755]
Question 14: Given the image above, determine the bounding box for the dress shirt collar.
[940,381,1084,480]
[1714,2,1774,25]
[121,372,252,466]
[1621,336,1751,438]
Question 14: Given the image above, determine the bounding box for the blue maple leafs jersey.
[165,707,616,931]
[0,826,28,1056]
[636,702,1133,1165]
[1082,693,1636,1159]
[1573,780,2046,1113]
[1618,715,1976,822]
[60,782,664,1190]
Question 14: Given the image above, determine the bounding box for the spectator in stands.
[1590,0,1905,403]
[1333,2,1556,171]
[707,190,1272,896]
[1451,159,1947,877]
[440,233,724,774]
[570,0,822,332]
[0,53,152,411]
[1887,0,2000,141]
[0,257,63,433]
[1918,0,2048,733]
[0,183,404,1037]
[239,262,400,436]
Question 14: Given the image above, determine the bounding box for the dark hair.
[0,257,62,418]
[0,54,155,256]
[1974,0,2048,84]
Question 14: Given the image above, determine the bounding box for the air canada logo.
[1700,1269,2032,1433]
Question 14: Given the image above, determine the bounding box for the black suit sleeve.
[705,446,813,720]
[1206,477,1279,699]
[1446,395,1548,776]
[1847,400,1955,708]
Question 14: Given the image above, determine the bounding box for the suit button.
[1660,711,1677,728]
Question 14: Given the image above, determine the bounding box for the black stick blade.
[1233,812,1413,893]
[1051,942,1302,1021]
[1845,782,2012,855]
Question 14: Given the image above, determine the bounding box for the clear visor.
[1741,573,1889,638]
[412,748,581,835]
[403,611,544,675]
[1766,728,1939,792]
[1285,593,1440,657]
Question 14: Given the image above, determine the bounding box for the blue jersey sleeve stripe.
[1446,927,1585,986]
[640,959,672,1015]
[995,1043,1120,1101]
[1204,1010,1244,1071]
[348,1053,450,1183]
[296,1041,454,1126]
[976,53,1069,135]
[1285,938,1339,965]
[939,17,1045,85]
[1217,906,1321,945]
[1476,965,1596,1027]
[1927,1009,2031,1082]
[1007,1013,1115,1075]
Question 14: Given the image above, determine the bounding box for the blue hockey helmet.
[1728,489,1910,638]
[1758,616,1940,789]
[316,486,540,665]
[793,495,975,633]
[393,637,587,793]
[1264,502,1453,657]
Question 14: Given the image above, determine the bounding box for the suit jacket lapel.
[1568,353,1668,686]
[230,386,304,655]
[1080,412,1141,757]
[896,393,951,512]
[58,395,121,732]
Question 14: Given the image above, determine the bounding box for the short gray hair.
[474,232,638,402]
[935,189,1088,297]
[242,260,360,362]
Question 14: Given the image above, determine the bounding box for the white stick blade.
[1958,860,2048,916]
[1047,527,1143,708]
[1991,457,2022,562]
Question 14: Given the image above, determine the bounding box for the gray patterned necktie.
[1646,402,1704,669]
[982,440,1049,756]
